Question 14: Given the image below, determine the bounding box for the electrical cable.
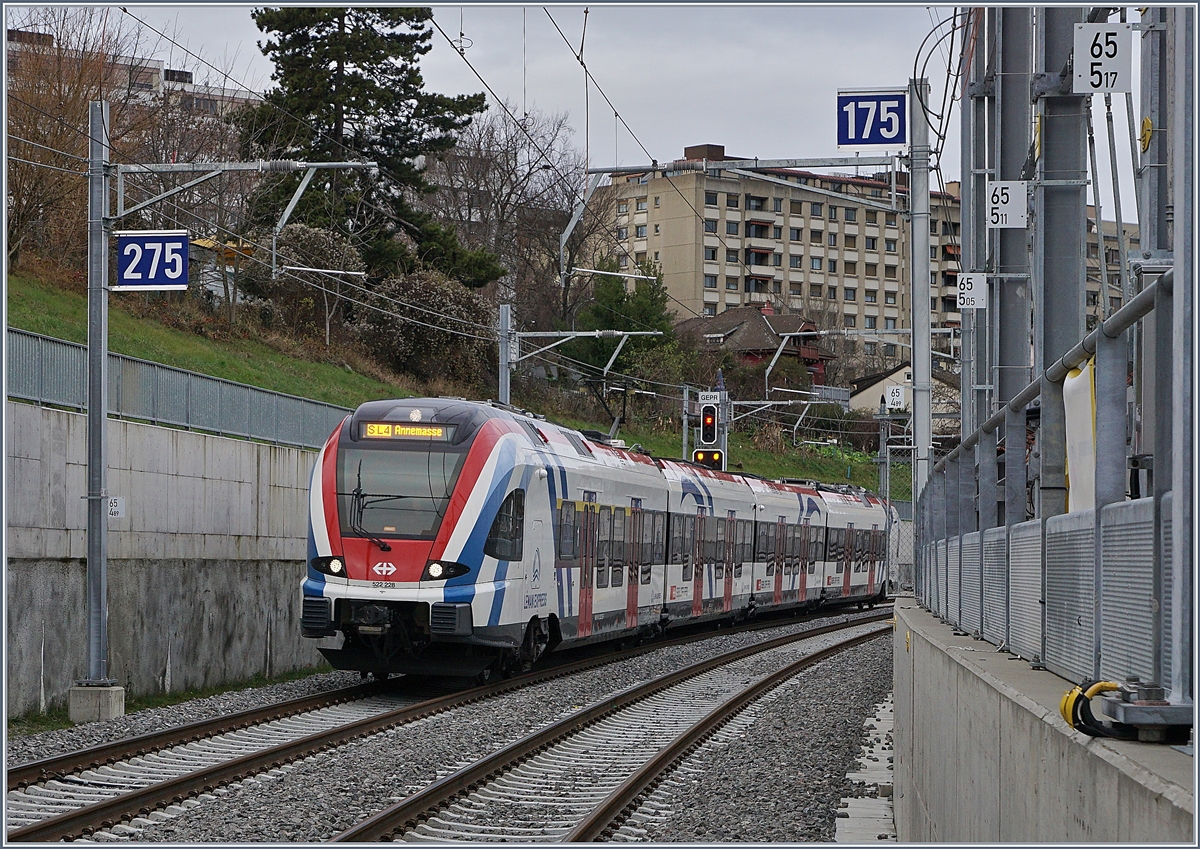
[6,156,87,176]
[8,135,90,161]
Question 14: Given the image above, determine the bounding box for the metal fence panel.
[935,539,947,617]
[7,329,352,451]
[1099,499,1156,684]
[981,526,1008,646]
[947,535,961,626]
[219,382,253,439]
[8,331,87,408]
[1044,510,1096,683]
[960,532,982,635]
[1008,519,1044,663]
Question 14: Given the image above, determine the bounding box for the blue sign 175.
[836,90,908,149]
[114,230,189,291]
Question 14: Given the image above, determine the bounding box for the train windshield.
[336,446,468,539]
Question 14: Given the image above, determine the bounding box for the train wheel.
[474,661,499,686]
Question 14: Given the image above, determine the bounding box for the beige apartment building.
[601,144,962,364]
[601,145,1136,375]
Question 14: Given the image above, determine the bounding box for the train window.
[682,515,696,582]
[640,510,654,565]
[596,506,612,589]
[612,510,626,587]
[755,522,769,562]
[703,516,717,564]
[558,502,577,560]
[484,489,525,561]
[811,524,825,563]
[652,512,666,564]
[715,520,726,580]
[669,514,684,564]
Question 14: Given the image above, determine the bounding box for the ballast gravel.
[624,636,894,842]
[10,610,891,843]
[5,671,363,764]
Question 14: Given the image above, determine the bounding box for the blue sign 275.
[114,230,189,291]
[836,90,908,149]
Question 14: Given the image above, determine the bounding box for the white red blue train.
[301,398,893,679]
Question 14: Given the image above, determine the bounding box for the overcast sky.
[11,4,1145,217]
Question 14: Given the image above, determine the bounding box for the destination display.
[361,422,454,441]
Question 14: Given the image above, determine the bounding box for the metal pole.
[910,77,933,503]
[1086,104,1113,316]
[681,386,689,460]
[85,101,114,686]
[999,7,1033,528]
[973,9,997,535]
[1104,94,1131,302]
[1168,5,1193,707]
[1152,267,1173,692]
[1034,7,1087,520]
[498,303,511,406]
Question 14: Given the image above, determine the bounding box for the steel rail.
[9,608,890,842]
[332,615,892,842]
[565,626,890,841]
[7,680,393,792]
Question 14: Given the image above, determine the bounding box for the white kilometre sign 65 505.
[957,273,986,311]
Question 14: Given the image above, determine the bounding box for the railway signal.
[699,404,718,445]
[691,448,723,470]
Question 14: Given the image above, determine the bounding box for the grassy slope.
[7,273,411,409]
[7,272,878,487]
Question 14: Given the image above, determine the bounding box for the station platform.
[892,597,1193,843]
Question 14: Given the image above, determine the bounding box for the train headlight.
[311,556,347,577]
[421,560,469,581]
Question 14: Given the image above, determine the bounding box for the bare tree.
[420,101,616,330]
[6,8,166,269]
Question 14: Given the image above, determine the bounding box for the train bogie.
[301,398,892,678]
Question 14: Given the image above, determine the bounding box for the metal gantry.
[913,7,1193,735]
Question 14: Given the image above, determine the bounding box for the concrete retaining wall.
[893,597,1193,842]
[6,402,338,716]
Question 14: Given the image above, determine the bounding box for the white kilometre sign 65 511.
[986,181,1027,229]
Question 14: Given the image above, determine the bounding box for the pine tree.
[241,7,503,286]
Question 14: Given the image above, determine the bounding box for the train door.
[842,524,855,597]
[722,513,735,612]
[692,511,706,617]
[627,501,643,629]
[555,501,577,619]
[867,525,880,597]
[798,519,810,602]
[578,493,597,637]
[773,517,785,605]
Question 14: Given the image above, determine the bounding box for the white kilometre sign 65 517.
[957,273,986,310]
[1073,22,1133,94]
[986,181,1027,229]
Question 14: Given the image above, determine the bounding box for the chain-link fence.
[884,444,915,593]
[8,329,351,450]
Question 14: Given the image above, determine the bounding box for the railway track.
[335,619,890,843]
[7,606,890,842]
